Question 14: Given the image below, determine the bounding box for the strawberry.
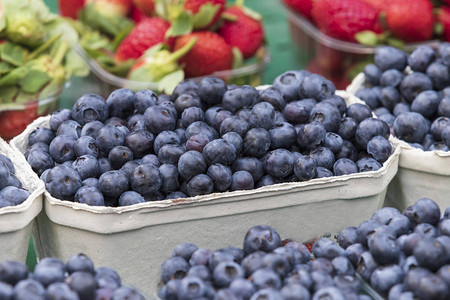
[218,6,264,59]
[311,0,381,42]
[58,0,86,19]
[385,0,433,43]
[114,17,172,62]
[282,0,313,20]
[86,0,133,17]
[132,0,155,17]
[184,0,226,29]
[173,31,233,77]
[438,7,450,42]
[130,5,147,23]
[361,0,389,13]
[0,104,38,141]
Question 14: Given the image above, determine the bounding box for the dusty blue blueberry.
[203,139,236,166]
[118,191,145,206]
[72,94,108,125]
[95,125,125,154]
[243,128,271,158]
[374,47,407,71]
[174,93,202,115]
[26,148,54,176]
[333,158,358,176]
[273,70,310,102]
[222,85,259,113]
[370,265,404,296]
[158,144,185,165]
[130,164,161,196]
[56,120,82,140]
[186,121,218,141]
[144,105,177,135]
[299,74,335,101]
[346,103,372,124]
[283,99,317,124]
[309,102,341,132]
[99,170,129,198]
[198,77,227,105]
[178,151,207,181]
[438,97,450,117]
[259,87,286,111]
[356,88,380,110]
[364,64,382,85]
[337,117,357,140]
[74,136,99,158]
[426,62,450,90]
[74,186,105,206]
[72,155,99,180]
[106,88,135,119]
[29,127,55,146]
[230,171,254,191]
[45,165,82,200]
[408,45,435,72]
[380,69,403,87]
[80,120,104,138]
[134,89,157,114]
[294,155,317,181]
[50,109,72,132]
[399,72,433,103]
[355,118,390,148]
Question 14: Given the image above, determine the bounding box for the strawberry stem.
[168,37,197,62]
[222,13,238,21]
[52,41,69,66]
[235,0,245,7]
[27,33,62,61]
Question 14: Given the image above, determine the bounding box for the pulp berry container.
[73,45,270,99]
[347,74,450,211]
[282,3,439,90]
[10,89,400,296]
[0,138,44,262]
[0,89,63,141]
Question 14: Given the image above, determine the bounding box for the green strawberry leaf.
[18,68,51,94]
[157,69,184,95]
[221,13,238,22]
[64,49,90,78]
[80,3,133,37]
[386,37,405,49]
[354,31,379,46]
[0,42,29,67]
[0,86,18,104]
[15,91,36,104]
[193,3,220,28]
[166,11,193,37]
[241,6,262,21]
[112,23,135,52]
[232,47,244,69]
[0,66,28,86]
[0,62,14,75]
[435,23,444,36]
[100,59,134,77]
[38,79,62,101]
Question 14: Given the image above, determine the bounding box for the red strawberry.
[385,0,433,43]
[58,0,86,19]
[282,0,313,20]
[218,6,264,59]
[311,0,381,42]
[184,0,226,29]
[115,17,172,62]
[86,0,133,17]
[132,0,155,17]
[0,104,38,141]
[174,31,233,78]
[130,5,147,23]
[361,0,389,12]
[438,7,450,42]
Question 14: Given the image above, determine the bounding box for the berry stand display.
[0,137,44,263]
[281,3,440,90]
[348,73,450,212]
[10,88,400,296]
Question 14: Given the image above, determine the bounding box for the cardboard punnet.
[10,90,400,296]
[0,138,44,262]
[348,73,450,211]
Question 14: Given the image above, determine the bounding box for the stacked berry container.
[10,73,400,295]
[347,45,450,211]
[0,137,44,262]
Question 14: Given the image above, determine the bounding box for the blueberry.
[0,260,28,285]
[6,174,22,188]
[299,74,335,101]
[404,267,431,294]
[0,162,10,190]
[74,136,99,158]
[105,117,127,127]
[127,114,145,132]
[441,126,450,147]
[229,278,255,300]
[13,279,45,300]
[134,89,157,114]
[356,251,379,281]
[336,140,358,162]
[312,238,345,260]
[161,256,190,284]
[45,165,82,200]
[230,171,254,191]
[387,215,411,237]
[65,253,95,275]
[248,102,275,130]
[50,108,72,132]
[370,265,404,296]
[430,117,449,141]
[32,257,65,287]
[144,105,176,135]
[140,154,160,167]
[416,273,449,300]
[205,107,233,131]
[332,256,355,276]
[410,90,440,120]
[309,102,341,132]
[108,146,133,170]
[205,163,232,192]
[95,125,125,154]
[71,94,108,125]
[80,120,104,138]
[262,149,293,178]
[334,275,360,294]
[48,135,76,164]
[112,286,145,300]
[0,282,13,300]
[310,271,336,292]
[29,127,55,146]
[374,47,407,71]
[323,95,347,116]
[178,151,207,181]
[402,256,419,273]
[118,191,145,206]
[172,80,199,101]
[355,88,379,110]
[186,121,218,141]
[255,175,276,188]
[99,170,129,198]
[93,267,121,290]
[197,77,226,105]
[219,116,250,138]
[250,269,282,291]
[273,70,310,102]
[159,164,180,194]
[397,233,421,256]
[65,271,96,300]
[438,97,450,117]
[380,69,403,88]
[403,198,441,226]
[125,130,154,159]
[222,85,259,113]
[413,238,448,272]
[345,243,365,268]
[379,86,401,112]
[399,72,433,103]
[426,62,450,90]
[370,207,400,225]
[158,144,186,165]
[294,155,317,181]
[259,87,286,111]
[333,158,358,176]
[368,232,400,265]
[337,227,358,249]
[181,107,205,128]
[242,128,270,158]
[221,132,243,154]
[355,118,390,149]
[165,191,186,200]
[407,45,435,72]
[72,155,99,180]
[337,117,357,140]
[346,104,372,124]
[283,99,317,124]
[56,120,81,140]
[367,136,392,163]
[98,157,112,174]
[243,225,282,255]
[104,89,134,119]
[186,134,210,153]
[130,164,161,196]
[174,93,202,115]
[296,122,326,150]
[414,223,438,238]
[310,257,334,274]
[153,131,180,154]
[203,139,236,166]
[310,147,335,170]
[364,64,382,85]
[437,265,450,287]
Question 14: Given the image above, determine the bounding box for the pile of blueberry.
[0,154,30,208]
[158,225,372,300]
[25,70,392,207]
[358,44,450,151]
[337,198,450,299]
[0,253,145,299]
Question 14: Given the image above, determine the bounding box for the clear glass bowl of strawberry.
[0,90,62,141]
